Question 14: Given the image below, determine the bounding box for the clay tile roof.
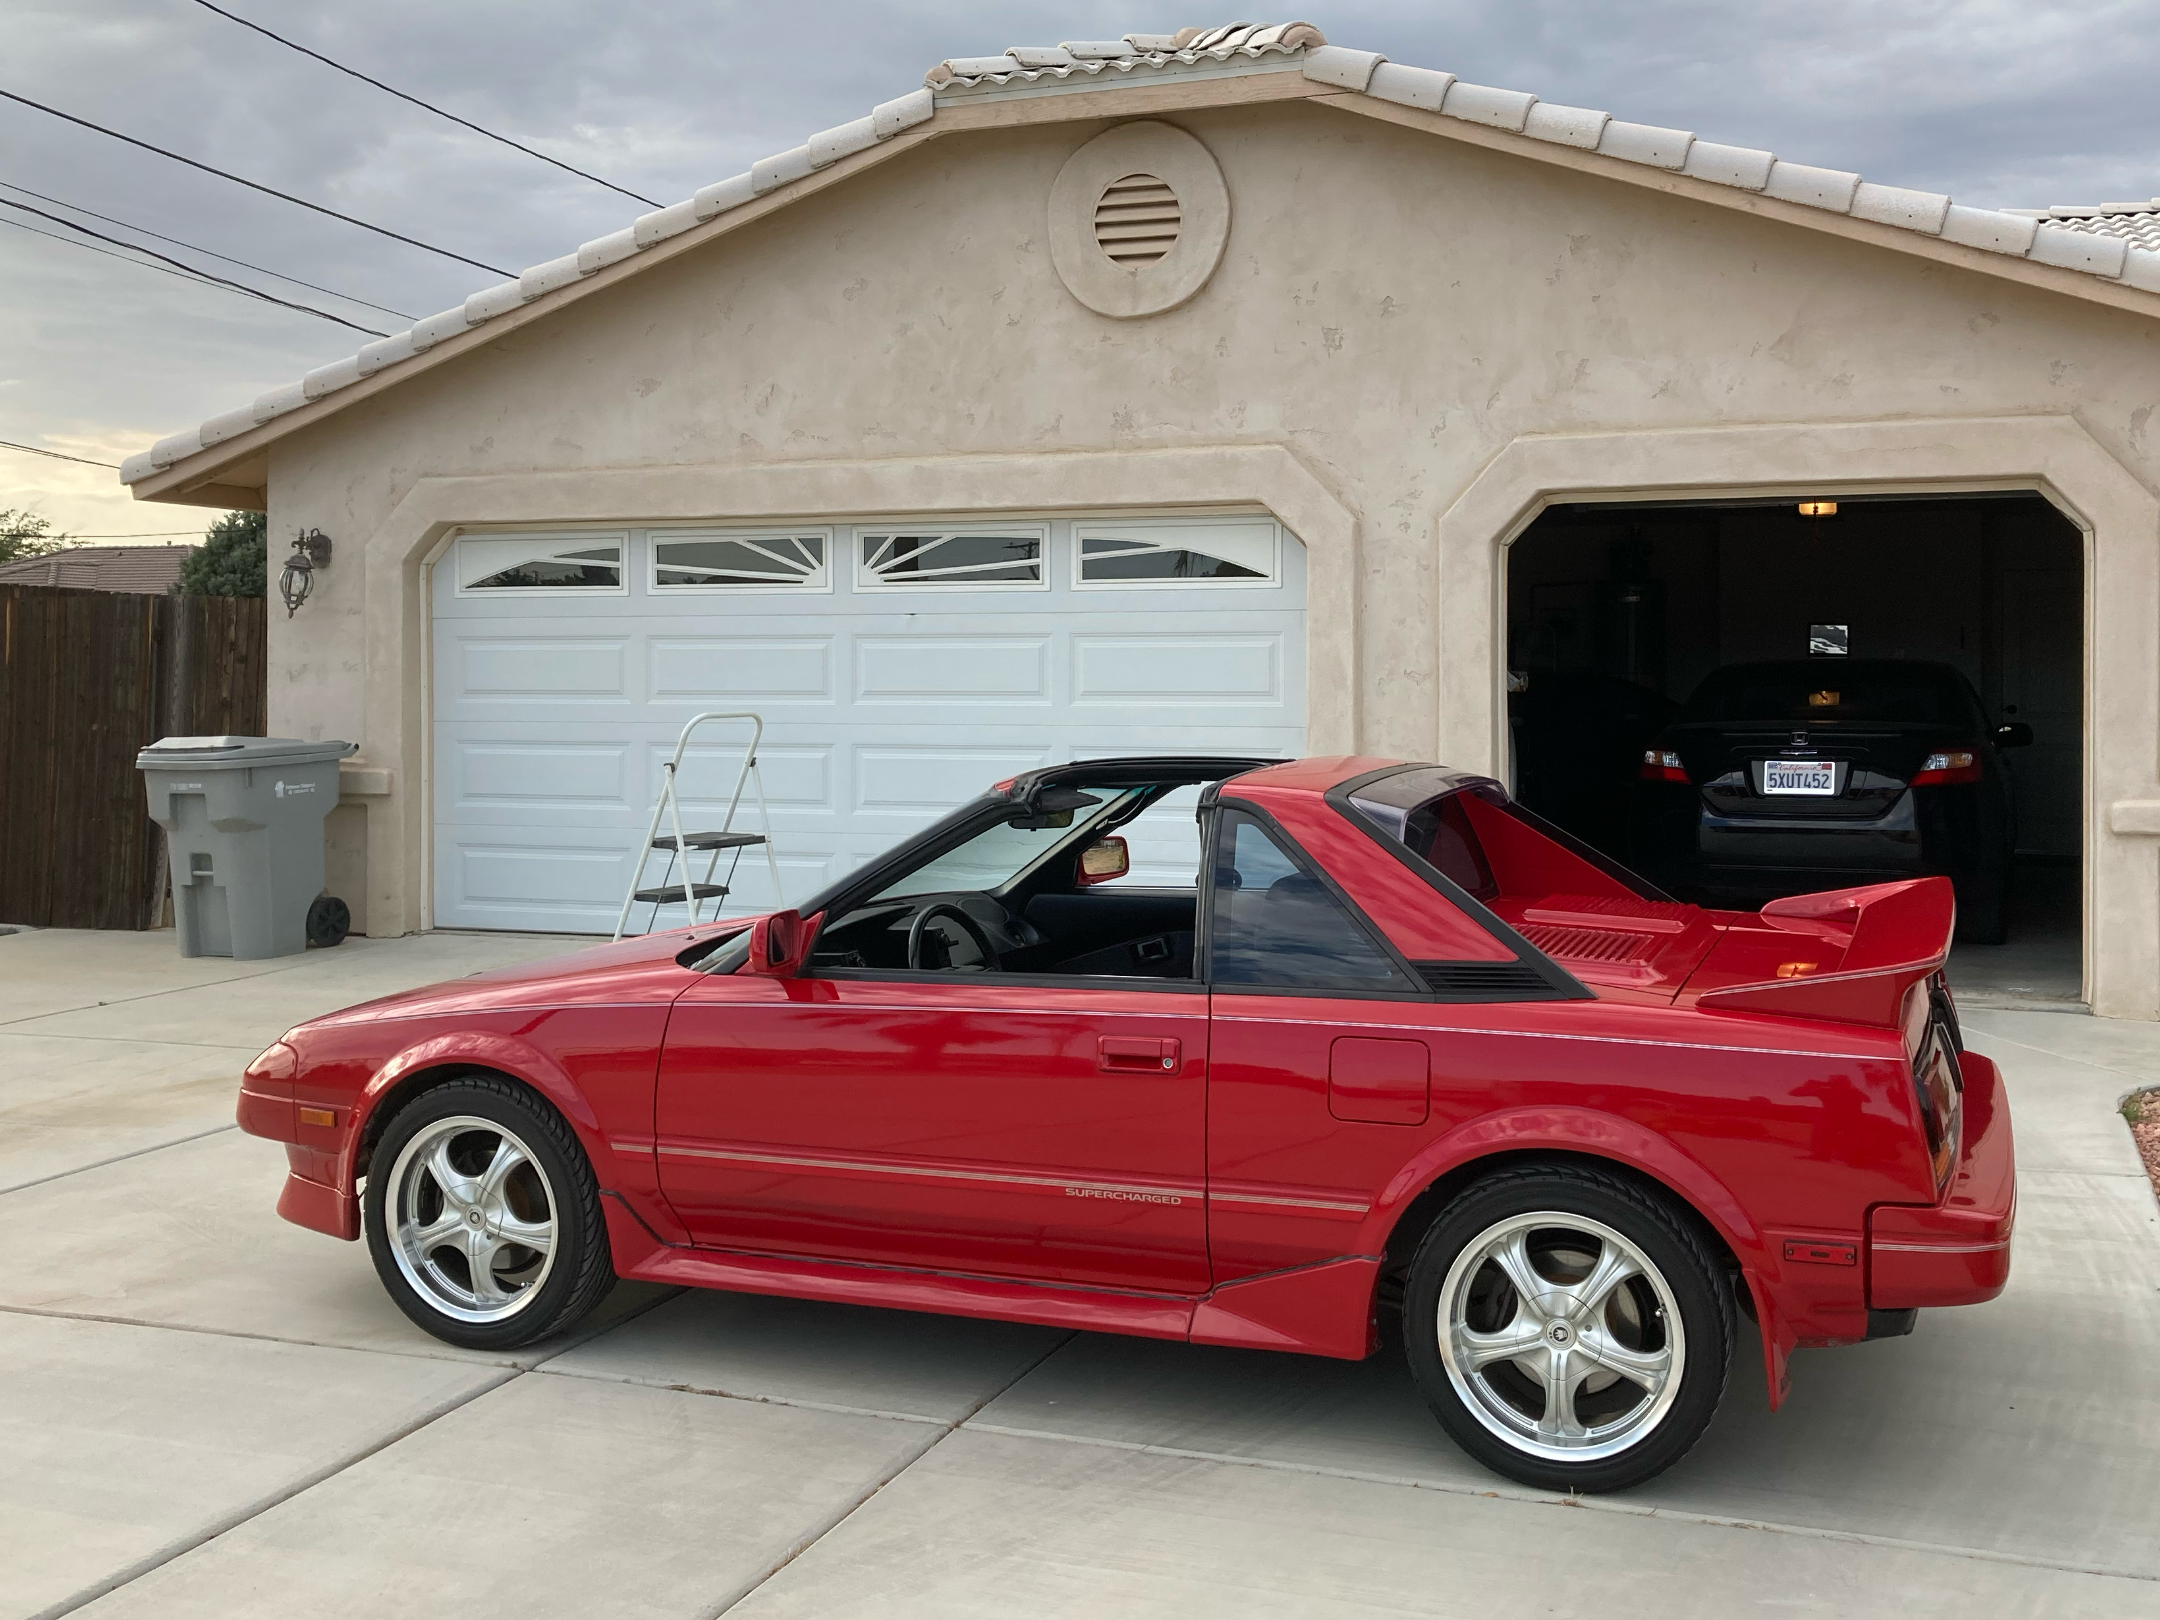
[924,21,1325,88]
[118,20,2160,494]
[0,543,196,593]
[2022,202,2160,255]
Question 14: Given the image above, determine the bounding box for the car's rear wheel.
[1403,1162,1733,1493]
[363,1076,615,1351]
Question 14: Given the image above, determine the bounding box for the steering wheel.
[907,902,998,971]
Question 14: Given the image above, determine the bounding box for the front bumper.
[237,1069,359,1241]
[1868,1051,2015,1307]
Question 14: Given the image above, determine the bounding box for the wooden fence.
[0,584,268,929]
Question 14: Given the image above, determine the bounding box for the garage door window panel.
[858,529,1047,590]
[652,531,831,592]
[456,534,626,594]
[1075,521,1279,588]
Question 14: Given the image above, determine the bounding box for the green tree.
[177,510,267,596]
[1,508,67,563]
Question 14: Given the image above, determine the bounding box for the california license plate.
[1763,759,1836,796]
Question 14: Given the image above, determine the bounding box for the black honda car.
[1629,659,2032,942]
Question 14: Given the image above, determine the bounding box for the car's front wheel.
[363,1076,615,1351]
[1403,1161,1733,1493]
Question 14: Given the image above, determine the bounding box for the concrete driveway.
[2,927,2155,1619]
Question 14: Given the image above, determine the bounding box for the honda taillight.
[1640,749,1689,783]
[1910,749,1981,786]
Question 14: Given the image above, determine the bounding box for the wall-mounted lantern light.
[1796,500,1839,518]
[278,528,332,618]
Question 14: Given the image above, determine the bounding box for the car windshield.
[1678,662,1969,724]
[863,789,1138,901]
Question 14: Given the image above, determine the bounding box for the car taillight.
[1909,749,1981,786]
[1911,1016,1964,1188]
[1640,749,1689,783]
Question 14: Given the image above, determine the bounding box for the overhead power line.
[5,212,283,299]
[0,179,416,319]
[0,86,512,276]
[2,205,388,335]
[1,439,121,468]
[189,2,662,207]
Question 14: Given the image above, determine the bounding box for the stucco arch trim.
[1434,414,2160,1019]
[354,443,1358,937]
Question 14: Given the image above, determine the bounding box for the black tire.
[1402,1160,1733,1493]
[363,1075,616,1351]
[307,894,351,948]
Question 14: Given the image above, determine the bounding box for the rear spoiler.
[1695,878,1955,1029]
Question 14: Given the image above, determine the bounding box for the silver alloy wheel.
[386,1116,557,1324]
[1436,1211,1685,1463]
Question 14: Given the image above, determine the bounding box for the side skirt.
[603,1197,1379,1357]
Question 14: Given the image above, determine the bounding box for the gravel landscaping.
[2127,1089,2160,1208]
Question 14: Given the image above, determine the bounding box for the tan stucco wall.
[259,98,2160,1012]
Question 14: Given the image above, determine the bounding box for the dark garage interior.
[1505,493,2084,1004]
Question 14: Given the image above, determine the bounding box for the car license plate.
[1763,759,1836,796]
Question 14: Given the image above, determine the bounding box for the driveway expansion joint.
[24,1366,520,1620]
[956,1422,2160,1585]
[0,1125,240,1198]
[700,1330,1079,1618]
[531,1362,956,1427]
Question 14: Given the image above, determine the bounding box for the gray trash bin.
[137,735,358,959]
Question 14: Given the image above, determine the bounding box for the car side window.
[1208,810,1410,991]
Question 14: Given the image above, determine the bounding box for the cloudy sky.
[6,0,2157,545]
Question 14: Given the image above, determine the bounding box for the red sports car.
[238,756,2014,1492]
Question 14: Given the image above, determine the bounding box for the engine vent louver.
[1415,961,1558,1000]
[1094,173,1182,265]
[1517,924,1656,963]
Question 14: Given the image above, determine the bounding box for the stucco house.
[118,23,2160,1014]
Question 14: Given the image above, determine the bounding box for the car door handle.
[1099,1036,1180,1073]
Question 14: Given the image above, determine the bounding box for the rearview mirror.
[747,909,819,977]
[1076,836,1130,888]
[1994,722,2034,749]
[1008,785,1101,831]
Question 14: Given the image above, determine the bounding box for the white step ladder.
[613,711,784,941]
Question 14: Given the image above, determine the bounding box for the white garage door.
[430,513,1308,933]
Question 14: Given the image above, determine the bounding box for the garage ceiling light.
[1797,500,1839,518]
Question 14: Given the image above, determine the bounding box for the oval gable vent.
[1093,173,1181,266]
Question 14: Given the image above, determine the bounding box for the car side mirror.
[1994,722,2035,749]
[747,909,819,977]
[1076,835,1130,888]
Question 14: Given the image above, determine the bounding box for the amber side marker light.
[1775,961,1820,978]
[298,1107,337,1129]
[1797,500,1839,518]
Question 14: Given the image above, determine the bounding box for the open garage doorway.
[1505,493,2084,1006]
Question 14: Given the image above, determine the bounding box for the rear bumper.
[1868,1051,2015,1307]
